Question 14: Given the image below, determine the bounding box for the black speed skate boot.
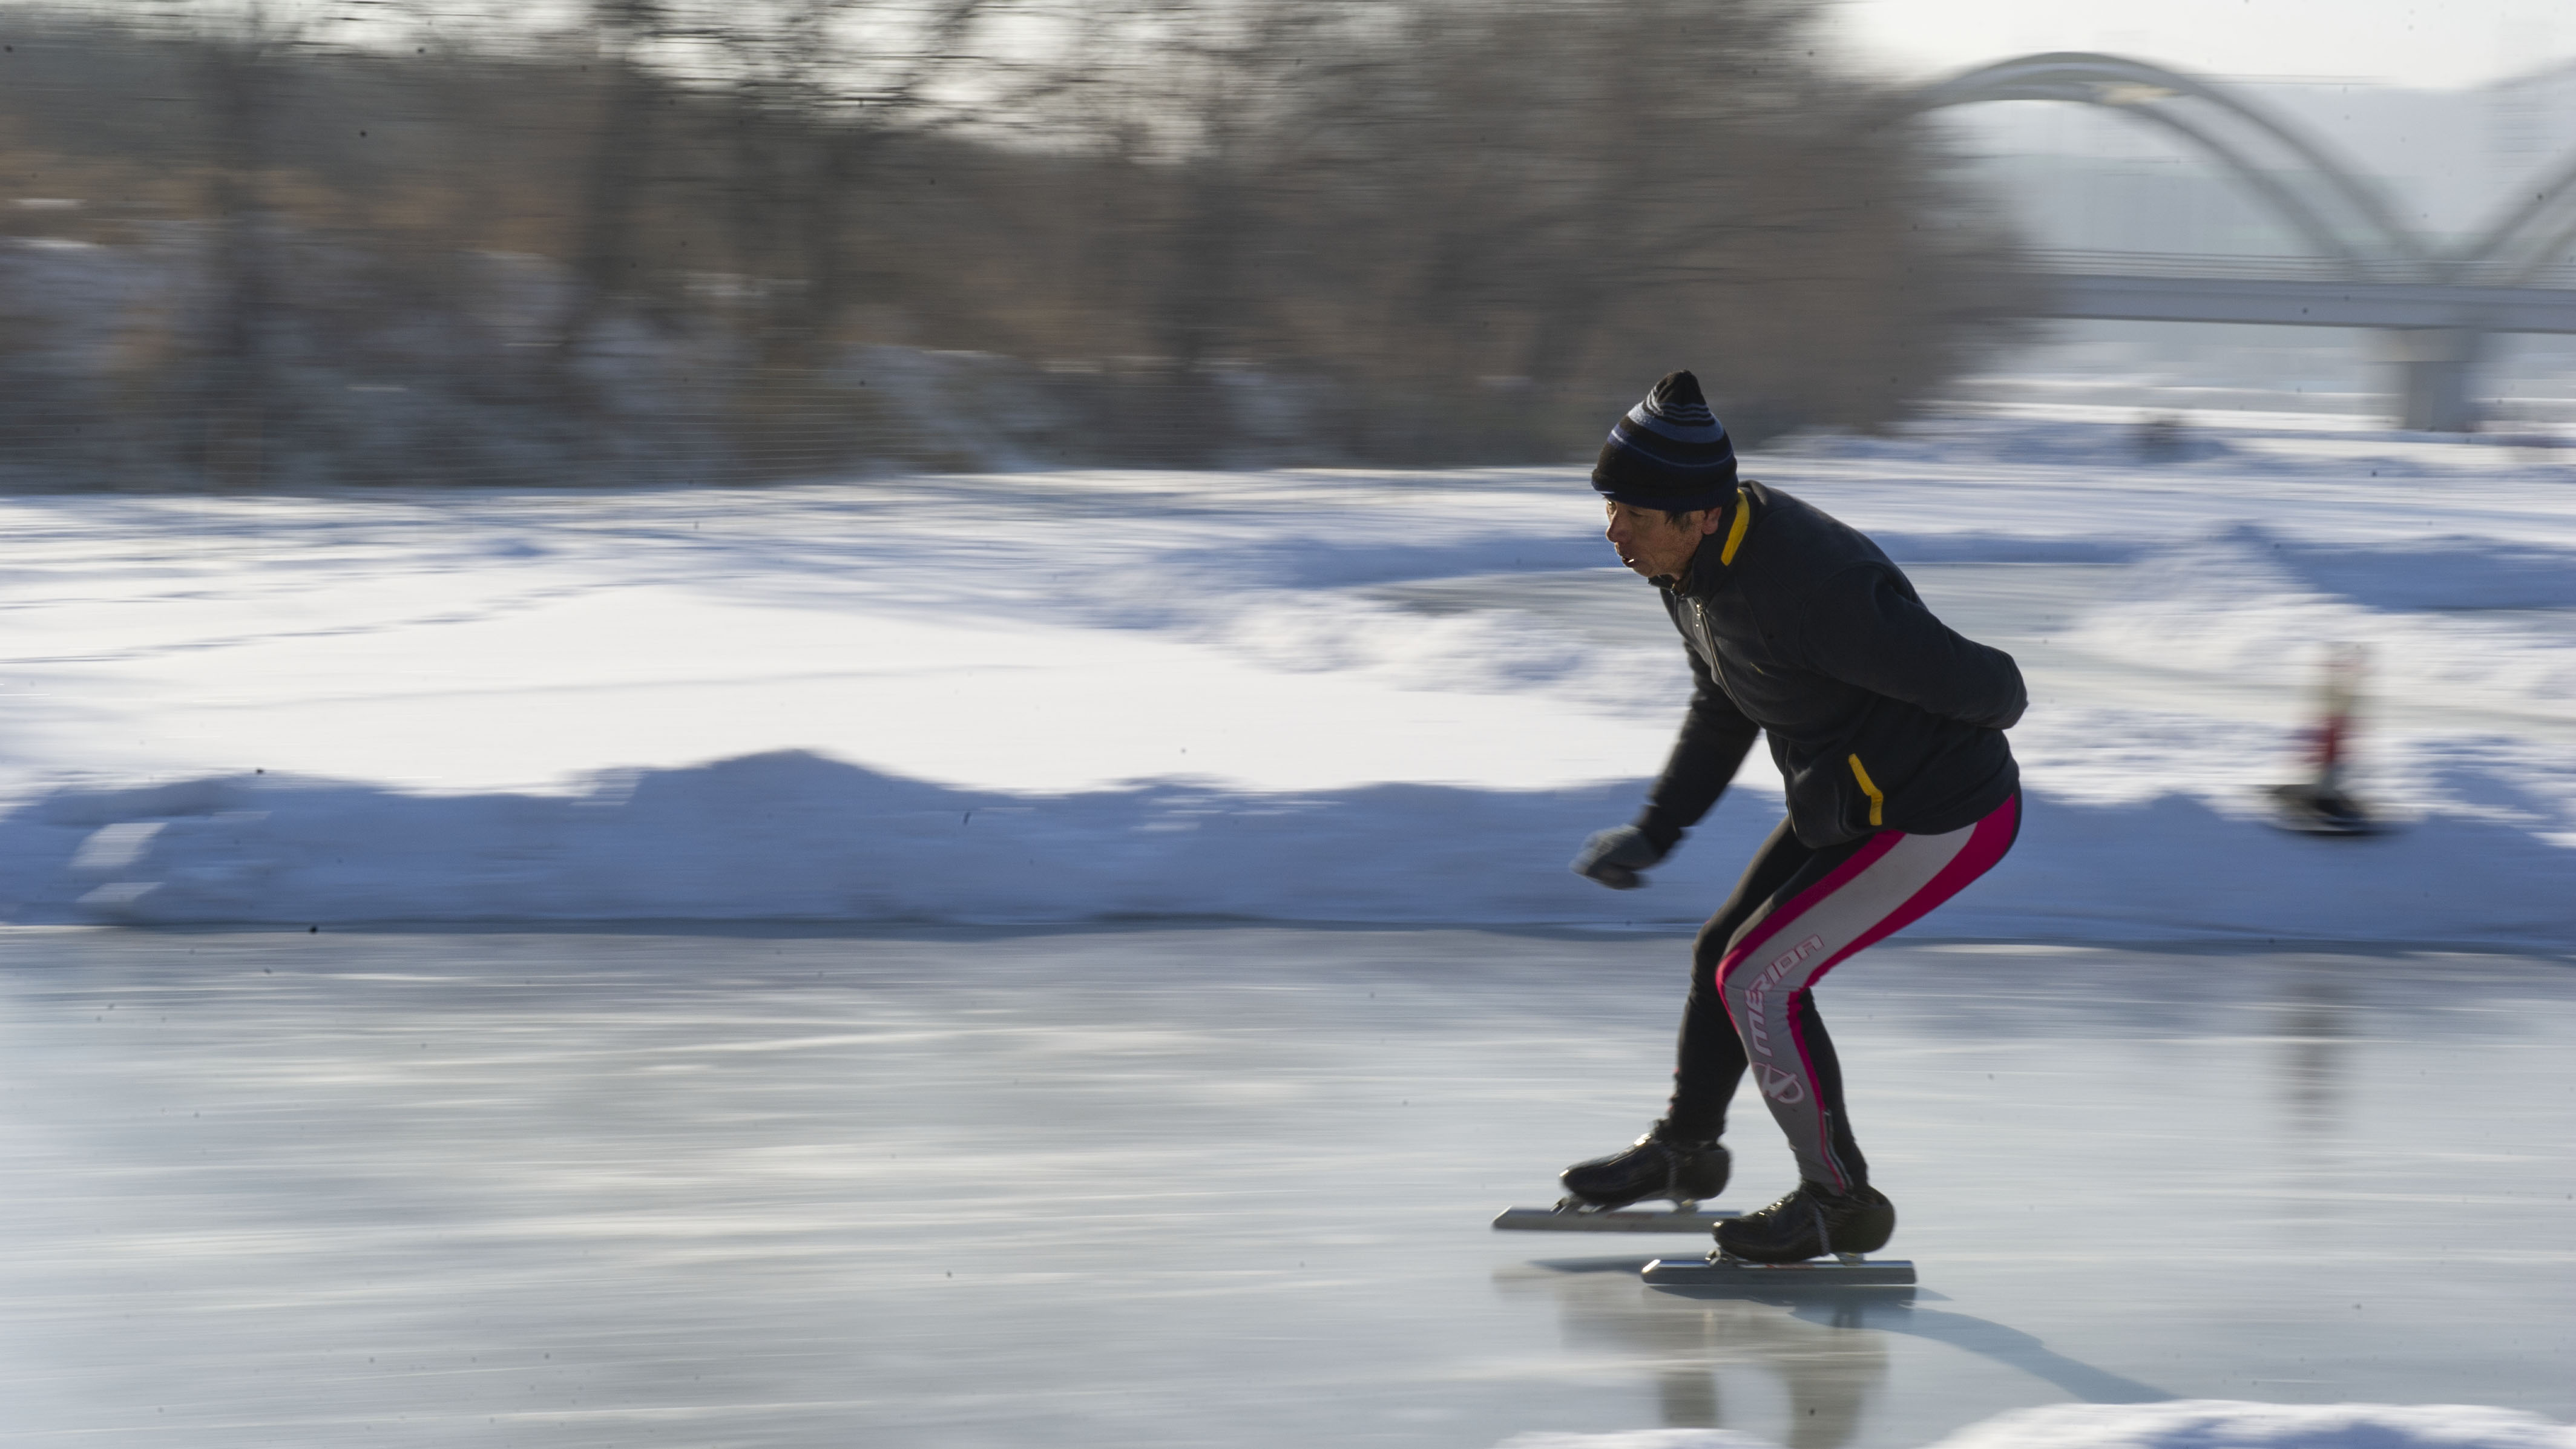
[1558,1126,1729,1212]
[1714,1181,1895,1263]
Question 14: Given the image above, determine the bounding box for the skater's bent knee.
[1691,927,1732,974]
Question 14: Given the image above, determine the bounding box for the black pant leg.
[1661,816,1816,1140]
[1784,988,1868,1188]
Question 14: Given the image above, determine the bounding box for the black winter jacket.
[1634,481,2025,850]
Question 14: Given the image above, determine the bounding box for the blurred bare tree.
[0,0,2027,487]
[193,0,286,485]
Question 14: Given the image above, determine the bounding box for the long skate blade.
[1493,1206,1738,1234]
[2270,812,2388,837]
[2266,785,2390,836]
[1641,1255,1915,1287]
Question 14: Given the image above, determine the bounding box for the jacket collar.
[1668,485,1755,595]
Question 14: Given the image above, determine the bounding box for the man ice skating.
[1560,370,2025,1264]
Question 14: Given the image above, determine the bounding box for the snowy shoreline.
[3,409,2571,938]
[5,752,2569,943]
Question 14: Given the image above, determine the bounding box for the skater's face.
[1604,500,1723,581]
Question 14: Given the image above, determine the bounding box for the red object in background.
[2270,643,2382,835]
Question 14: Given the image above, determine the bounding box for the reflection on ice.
[1500,1263,1893,1448]
[2270,966,2358,1140]
[1501,1257,2172,1449]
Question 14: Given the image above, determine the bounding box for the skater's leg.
[1664,817,1815,1140]
[1782,989,1866,1187]
[1717,792,2021,1191]
[1560,818,1817,1209]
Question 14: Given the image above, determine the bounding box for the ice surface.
[6,929,2571,1448]
[1,409,2569,935]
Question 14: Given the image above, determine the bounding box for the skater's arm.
[1795,565,2027,729]
[1635,651,1762,852]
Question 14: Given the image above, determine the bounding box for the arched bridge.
[1907,53,2576,430]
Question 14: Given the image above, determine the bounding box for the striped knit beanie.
[1590,369,1737,511]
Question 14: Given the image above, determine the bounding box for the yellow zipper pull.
[1847,754,1884,828]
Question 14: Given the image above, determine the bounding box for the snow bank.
[1500,1401,2576,1449]
[1930,1402,2576,1449]
[2,752,2569,939]
[1502,1432,1781,1449]
[1,409,2569,935]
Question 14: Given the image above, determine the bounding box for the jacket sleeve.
[1633,644,1763,853]
[1793,565,2028,729]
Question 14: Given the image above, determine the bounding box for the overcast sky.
[1831,0,2575,91]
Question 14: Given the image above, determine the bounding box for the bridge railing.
[2022,249,2576,289]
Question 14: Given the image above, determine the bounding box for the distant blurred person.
[1559,370,2026,1264]
[2266,642,2382,834]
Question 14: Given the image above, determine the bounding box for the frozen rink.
[4,925,2571,1449]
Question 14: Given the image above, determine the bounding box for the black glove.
[1571,824,1665,890]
